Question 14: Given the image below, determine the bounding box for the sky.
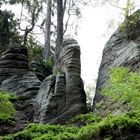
[2,1,140,87]
[78,5,122,85]
[78,0,140,86]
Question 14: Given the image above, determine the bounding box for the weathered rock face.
[0,39,86,134]
[34,39,87,124]
[0,46,28,83]
[0,46,41,134]
[93,10,140,115]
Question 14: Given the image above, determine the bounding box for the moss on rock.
[0,91,16,125]
[1,112,140,140]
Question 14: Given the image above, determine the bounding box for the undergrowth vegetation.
[97,67,140,116]
[67,112,101,127]
[2,111,140,140]
[120,9,140,40]
[0,91,16,125]
[1,67,140,140]
[30,57,53,81]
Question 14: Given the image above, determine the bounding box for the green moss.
[2,111,140,139]
[69,112,140,140]
[1,124,79,140]
[0,91,16,125]
[30,57,53,81]
[68,112,101,126]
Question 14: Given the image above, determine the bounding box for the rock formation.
[0,46,41,134]
[0,39,87,134]
[93,10,140,115]
[0,46,28,83]
[34,39,87,124]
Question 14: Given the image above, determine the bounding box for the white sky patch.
[78,6,121,85]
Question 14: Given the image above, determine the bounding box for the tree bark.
[44,0,52,60]
[55,0,64,60]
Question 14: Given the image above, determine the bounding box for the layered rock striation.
[34,39,87,124]
[0,46,41,134]
[0,46,28,83]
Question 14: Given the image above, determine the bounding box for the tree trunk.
[55,0,64,60]
[44,0,52,60]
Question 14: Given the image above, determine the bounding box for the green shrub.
[0,9,21,54]
[30,57,53,81]
[27,35,44,62]
[120,10,140,40]
[2,112,140,139]
[100,67,140,114]
[68,113,101,126]
[0,91,16,125]
[2,123,79,140]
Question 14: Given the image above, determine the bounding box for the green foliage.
[2,111,140,139]
[124,0,135,17]
[27,35,43,62]
[0,91,16,125]
[3,67,140,139]
[44,57,54,70]
[30,57,53,81]
[98,67,140,115]
[2,123,79,140]
[68,113,101,127]
[75,112,140,140]
[120,3,140,40]
[0,9,20,53]
[54,67,64,75]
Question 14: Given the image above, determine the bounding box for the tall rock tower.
[93,10,140,115]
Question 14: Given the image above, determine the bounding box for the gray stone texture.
[0,46,41,134]
[0,39,86,134]
[93,10,140,115]
[34,39,87,124]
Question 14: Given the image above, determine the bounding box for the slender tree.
[55,0,64,60]
[44,0,52,60]
[4,0,43,46]
[4,0,90,60]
